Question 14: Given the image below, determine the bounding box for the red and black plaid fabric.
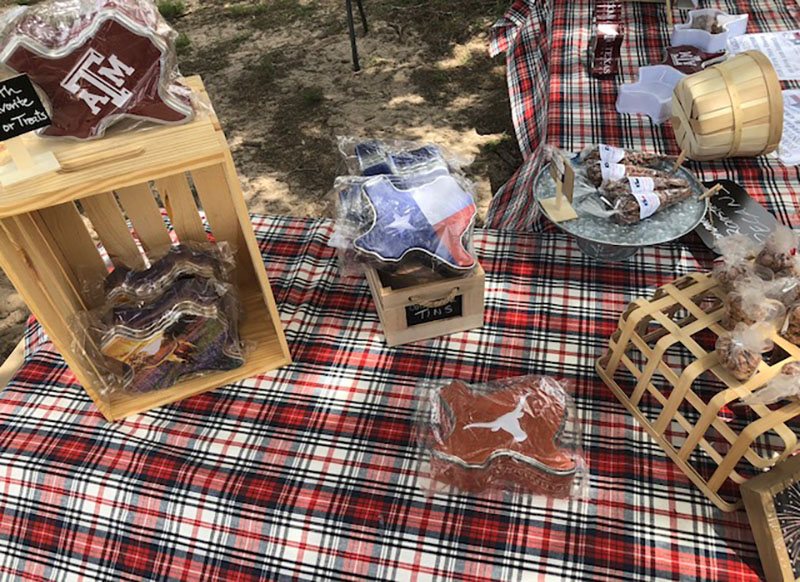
[487,0,800,231]
[0,215,771,581]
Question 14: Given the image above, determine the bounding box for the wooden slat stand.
[0,76,291,421]
[597,273,800,511]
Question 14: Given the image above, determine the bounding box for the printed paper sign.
[779,90,800,166]
[0,74,51,141]
[728,31,800,80]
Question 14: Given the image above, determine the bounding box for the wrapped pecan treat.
[716,323,772,381]
[711,234,760,293]
[689,13,725,33]
[601,175,695,225]
[580,144,675,187]
[783,303,800,345]
[722,281,785,330]
[755,226,800,276]
[745,361,800,406]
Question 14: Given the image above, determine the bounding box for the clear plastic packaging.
[755,226,800,276]
[73,242,244,399]
[784,303,800,345]
[330,137,479,277]
[577,144,676,188]
[715,323,772,381]
[745,362,800,405]
[711,234,761,293]
[415,375,587,498]
[722,277,786,330]
[599,176,695,225]
[0,0,198,140]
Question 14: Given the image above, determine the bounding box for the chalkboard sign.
[0,75,51,141]
[694,179,780,252]
[406,295,462,327]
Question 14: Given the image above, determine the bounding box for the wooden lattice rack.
[597,272,800,511]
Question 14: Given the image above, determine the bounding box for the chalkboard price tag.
[405,295,463,327]
[694,179,780,252]
[0,75,51,141]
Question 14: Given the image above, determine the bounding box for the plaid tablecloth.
[487,0,800,231]
[0,215,770,581]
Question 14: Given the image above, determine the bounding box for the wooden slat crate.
[365,264,484,347]
[0,77,291,421]
[597,272,800,511]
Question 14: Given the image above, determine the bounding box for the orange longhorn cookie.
[429,378,580,495]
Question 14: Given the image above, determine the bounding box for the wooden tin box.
[364,264,485,347]
[0,77,291,421]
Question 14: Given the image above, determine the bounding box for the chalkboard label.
[0,75,51,141]
[694,179,780,252]
[405,295,463,327]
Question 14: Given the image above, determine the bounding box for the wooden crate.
[597,272,800,511]
[671,51,783,161]
[365,264,484,347]
[0,76,291,421]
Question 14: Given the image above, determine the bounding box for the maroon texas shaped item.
[430,378,579,495]
[663,45,727,74]
[0,5,192,139]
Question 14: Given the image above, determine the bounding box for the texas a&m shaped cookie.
[0,0,193,139]
[425,376,582,496]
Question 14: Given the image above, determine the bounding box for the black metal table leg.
[346,0,360,72]
[356,0,367,34]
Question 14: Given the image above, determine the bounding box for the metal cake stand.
[534,160,709,261]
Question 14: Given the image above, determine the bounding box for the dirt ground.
[0,0,520,362]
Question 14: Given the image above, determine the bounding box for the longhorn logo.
[463,394,531,442]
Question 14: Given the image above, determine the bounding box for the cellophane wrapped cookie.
[329,137,479,277]
[722,276,785,330]
[712,234,761,293]
[73,242,245,401]
[415,375,587,498]
[755,226,800,276]
[746,362,800,406]
[0,0,200,139]
[715,323,772,381]
[577,144,675,188]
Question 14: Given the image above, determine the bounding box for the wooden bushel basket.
[671,50,783,161]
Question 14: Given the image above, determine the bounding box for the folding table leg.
[346,0,360,72]
[356,0,368,34]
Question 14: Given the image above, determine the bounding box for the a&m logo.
[61,48,135,114]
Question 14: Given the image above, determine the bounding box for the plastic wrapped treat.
[103,242,237,304]
[746,362,800,406]
[578,144,675,187]
[0,0,195,139]
[599,175,695,225]
[755,226,800,276]
[330,137,479,276]
[416,375,586,497]
[722,278,786,330]
[74,242,244,398]
[783,303,800,346]
[715,323,772,381]
[711,234,761,292]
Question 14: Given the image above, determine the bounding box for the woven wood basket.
[671,50,783,161]
[597,273,800,512]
